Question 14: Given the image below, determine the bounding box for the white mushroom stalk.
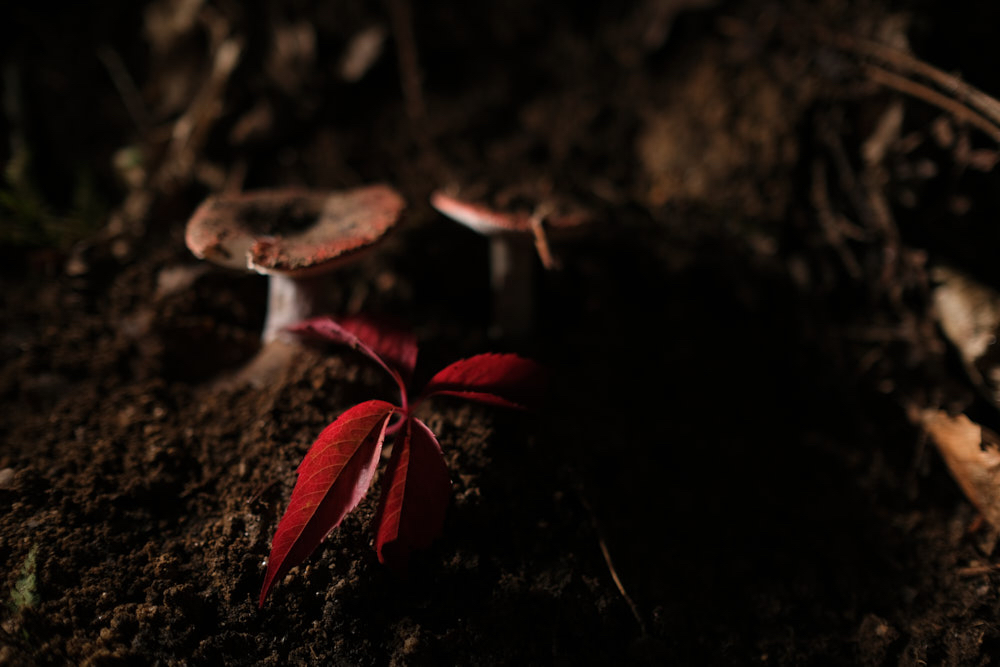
[430,190,589,341]
[487,232,536,341]
[261,272,329,343]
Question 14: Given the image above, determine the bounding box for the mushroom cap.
[430,190,589,237]
[186,185,405,276]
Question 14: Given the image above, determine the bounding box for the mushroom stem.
[262,273,332,344]
[489,235,534,341]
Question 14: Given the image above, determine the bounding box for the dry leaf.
[921,409,1000,532]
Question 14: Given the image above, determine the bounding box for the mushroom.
[185,185,405,380]
[430,189,589,341]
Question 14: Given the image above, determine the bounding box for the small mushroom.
[186,185,405,379]
[430,189,588,341]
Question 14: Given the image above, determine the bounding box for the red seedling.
[258,316,546,606]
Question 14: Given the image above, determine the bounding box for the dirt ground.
[6,0,1000,664]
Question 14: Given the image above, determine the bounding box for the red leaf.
[337,315,418,379]
[288,315,417,384]
[418,353,547,410]
[374,418,451,574]
[259,400,395,606]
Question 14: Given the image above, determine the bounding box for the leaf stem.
[385,408,408,437]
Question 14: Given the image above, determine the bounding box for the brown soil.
[5,0,1000,664]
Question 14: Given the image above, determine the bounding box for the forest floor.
[6,0,1000,664]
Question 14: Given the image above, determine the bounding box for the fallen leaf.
[921,409,1000,532]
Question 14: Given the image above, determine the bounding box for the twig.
[861,100,904,166]
[821,30,1000,129]
[795,24,1000,144]
[577,491,647,636]
[810,159,863,280]
[815,116,866,222]
[97,45,151,133]
[155,36,243,189]
[597,533,646,632]
[956,562,1000,577]
[863,64,1000,144]
[386,0,426,130]
[384,0,451,183]
[858,163,903,299]
[814,111,906,301]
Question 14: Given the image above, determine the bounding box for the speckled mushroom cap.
[429,190,589,237]
[186,185,405,276]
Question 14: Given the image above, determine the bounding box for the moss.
[9,546,38,614]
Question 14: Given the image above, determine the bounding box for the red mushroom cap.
[430,191,528,235]
[186,185,405,276]
[429,190,589,237]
